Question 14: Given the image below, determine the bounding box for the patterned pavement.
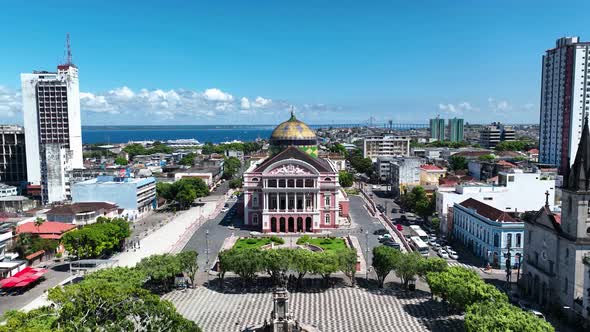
[164,286,464,332]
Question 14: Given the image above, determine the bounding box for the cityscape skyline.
[2,1,590,125]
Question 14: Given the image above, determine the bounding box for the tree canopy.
[338,170,354,188]
[61,217,130,259]
[178,153,195,166]
[156,178,209,209]
[372,246,447,288]
[449,155,468,171]
[465,301,554,332]
[347,149,373,176]
[114,156,129,166]
[400,186,435,220]
[123,141,174,159]
[494,140,537,152]
[223,156,242,180]
[478,154,496,162]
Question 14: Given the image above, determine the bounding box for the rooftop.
[420,164,444,171]
[459,198,517,223]
[17,221,77,236]
[46,202,118,216]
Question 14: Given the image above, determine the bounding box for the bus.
[409,236,430,257]
[409,225,429,242]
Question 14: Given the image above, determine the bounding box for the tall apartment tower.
[0,125,27,185]
[448,118,464,142]
[21,36,83,202]
[539,37,590,173]
[429,116,445,141]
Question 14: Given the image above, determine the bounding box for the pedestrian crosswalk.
[164,286,464,332]
[447,260,479,271]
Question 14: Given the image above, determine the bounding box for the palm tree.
[34,217,45,234]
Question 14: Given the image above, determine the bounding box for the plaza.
[164,286,463,332]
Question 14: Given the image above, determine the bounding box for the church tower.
[561,116,590,239]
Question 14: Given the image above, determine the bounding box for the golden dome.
[270,112,316,141]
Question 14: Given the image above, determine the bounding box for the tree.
[178,250,199,288]
[337,248,358,286]
[61,217,130,259]
[34,217,45,233]
[114,156,129,166]
[449,155,468,171]
[0,307,59,332]
[347,149,374,176]
[48,278,200,331]
[312,251,340,285]
[338,170,354,188]
[156,182,175,201]
[136,253,183,291]
[426,267,508,311]
[401,186,434,220]
[229,178,243,189]
[178,153,195,166]
[291,249,314,287]
[478,154,496,162]
[372,246,400,288]
[84,266,147,288]
[223,156,242,179]
[495,140,537,152]
[418,257,447,277]
[329,143,347,156]
[393,251,423,289]
[430,217,441,233]
[465,301,554,332]
[228,248,264,287]
[175,187,196,209]
[262,249,292,285]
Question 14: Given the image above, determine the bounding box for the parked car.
[396,224,404,232]
[431,241,441,250]
[221,207,230,213]
[438,250,449,259]
[447,249,459,260]
[378,234,392,242]
[529,309,546,320]
[384,240,401,249]
[374,228,388,235]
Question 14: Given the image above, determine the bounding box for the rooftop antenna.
[66,33,73,65]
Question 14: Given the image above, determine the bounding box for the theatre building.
[243,112,349,233]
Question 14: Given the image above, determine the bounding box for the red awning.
[25,250,45,261]
[0,267,48,288]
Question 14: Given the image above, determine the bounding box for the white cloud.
[202,88,233,102]
[487,97,512,112]
[0,86,22,118]
[252,96,272,108]
[240,97,250,109]
[438,101,477,115]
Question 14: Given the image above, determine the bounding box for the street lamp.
[205,229,210,272]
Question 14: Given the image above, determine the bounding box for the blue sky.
[1,0,590,125]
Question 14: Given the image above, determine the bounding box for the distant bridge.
[308,123,429,130]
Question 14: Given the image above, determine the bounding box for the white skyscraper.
[21,36,83,203]
[539,36,590,174]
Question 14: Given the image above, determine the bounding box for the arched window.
[325,177,332,182]
[252,195,258,208]
[252,178,259,182]
[516,233,521,247]
[252,214,259,225]
[506,233,512,248]
[325,214,330,224]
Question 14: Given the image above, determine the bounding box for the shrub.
[269,236,284,244]
[297,235,311,244]
[246,238,258,245]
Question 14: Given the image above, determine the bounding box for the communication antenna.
[66,33,73,65]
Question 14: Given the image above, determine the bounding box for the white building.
[21,50,83,190]
[363,135,411,161]
[437,169,557,235]
[539,37,590,174]
[389,157,422,197]
[0,184,17,198]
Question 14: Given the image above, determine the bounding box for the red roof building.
[16,221,77,240]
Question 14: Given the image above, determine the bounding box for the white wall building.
[437,170,557,235]
[363,135,411,161]
[539,37,590,174]
[21,61,83,187]
[0,184,17,198]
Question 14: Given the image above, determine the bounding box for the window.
[506,233,512,248]
[252,214,259,225]
[325,177,332,182]
[325,214,330,224]
[325,195,330,207]
[516,233,521,247]
[252,195,258,208]
[493,234,500,247]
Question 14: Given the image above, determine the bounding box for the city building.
[41,144,72,204]
[376,156,395,182]
[419,164,446,186]
[430,117,445,141]
[363,135,411,161]
[522,119,590,315]
[21,38,83,202]
[243,112,349,233]
[0,184,17,198]
[0,196,38,213]
[437,169,557,235]
[448,118,464,142]
[71,176,156,220]
[173,166,223,187]
[389,157,422,197]
[539,37,590,174]
[479,123,515,149]
[453,198,524,269]
[46,202,119,225]
[0,125,26,185]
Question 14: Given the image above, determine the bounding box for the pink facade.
[243,147,349,233]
